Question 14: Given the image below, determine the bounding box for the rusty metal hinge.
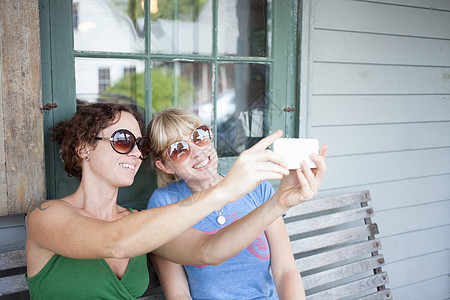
[40,103,58,112]
[283,107,295,112]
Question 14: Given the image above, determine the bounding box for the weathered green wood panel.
[0,0,46,215]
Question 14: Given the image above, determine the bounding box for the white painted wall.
[301,0,450,298]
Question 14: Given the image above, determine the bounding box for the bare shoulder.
[27,199,75,227]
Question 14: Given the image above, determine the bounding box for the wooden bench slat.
[285,206,373,236]
[302,254,386,290]
[0,274,28,296]
[357,289,393,300]
[0,249,26,271]
[296,239,381,272]
[306,272,389,300]
[291,224,378,254]
[285,190,370,218]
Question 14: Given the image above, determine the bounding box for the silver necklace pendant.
[216,212,226,225]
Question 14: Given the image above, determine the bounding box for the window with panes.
[40,0,300,208]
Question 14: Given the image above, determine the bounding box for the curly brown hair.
[51,103,144,179]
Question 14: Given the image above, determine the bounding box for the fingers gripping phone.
[273,138,319,169]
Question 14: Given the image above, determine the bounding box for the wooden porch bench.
[285,190,392,299]
[1,190,391,299]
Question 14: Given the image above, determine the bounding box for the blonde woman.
[147,108,327,300]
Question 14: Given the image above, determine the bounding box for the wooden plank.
[314,0,450,39]
[0,39,7,216]
[0,0,46,215]
[357,289,392,300]
[302,255,386,290]
[310,95,450,126]
[374,201,450,237]
[291,224,378,254]
[0,274,28,296]
[316,174,450,211]
[306,272,389,300]
[381,225,450,262]
[0,227,26,253]
[310,122,450,156]
[313,30,450,66]
[285,190,369,218]
[0,215,26,229]
[321,148,450,190]
[286,206,373,236]
[383,250,448,289]
[391,274,448,300]
[296,239,381,272]
[0,249,26,271]
[312,63,450,95]
[361,0,450,10]
[139,292,165,300]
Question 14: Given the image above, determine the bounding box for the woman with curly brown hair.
[25,103,326,299]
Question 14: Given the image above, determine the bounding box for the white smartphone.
[273,138,319,169]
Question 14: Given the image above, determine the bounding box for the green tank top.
[26,209,149,299]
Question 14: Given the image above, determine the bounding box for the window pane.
[218,0,270,57]
[151,0,212,55]
[73,0,145,53]
[216,63,269,157]
[151,61,212,119]
[75,58,145,118]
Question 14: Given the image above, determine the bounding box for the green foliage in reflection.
[112,0,208,24]
[151,0,208,21]
[103,68,194,115]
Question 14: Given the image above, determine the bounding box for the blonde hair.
[147,107,203,188]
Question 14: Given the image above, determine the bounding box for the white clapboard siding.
[383,250,449,289]
[322,148,450,190]
[313,30,450,66]
[312,64,450,95]
[316,174,450,211]
[373,201,450,237]
[390,274,449,300]
[360,0,450,11]
[305,0,450,297]
[310,122,450,156]
[314,0,450,39]
[381,225,450,263]
[311,95,450,126]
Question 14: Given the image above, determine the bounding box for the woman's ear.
[155,159,176,174]
[76,144,94,160]
[76,145,90,160]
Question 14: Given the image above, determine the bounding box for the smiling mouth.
[193,157,210,169]
[119,163,136,170]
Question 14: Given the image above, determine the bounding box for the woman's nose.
[189,142,209,159]
[128,142,142,158]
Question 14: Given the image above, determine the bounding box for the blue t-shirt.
[147,179,278,300]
